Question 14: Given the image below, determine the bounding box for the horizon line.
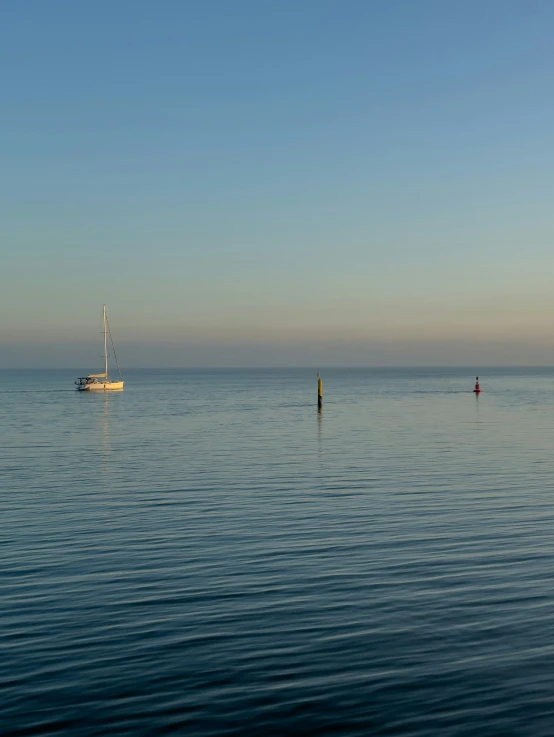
[3,365,554,371]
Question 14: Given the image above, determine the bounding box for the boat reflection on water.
[102,394,110,475]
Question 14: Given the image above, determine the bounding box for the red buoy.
[473,376,481,393]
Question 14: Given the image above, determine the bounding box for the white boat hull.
[77,381,124,392]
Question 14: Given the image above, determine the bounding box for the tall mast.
[103,304,108,379]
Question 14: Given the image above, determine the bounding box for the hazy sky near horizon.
[3,0,554,367]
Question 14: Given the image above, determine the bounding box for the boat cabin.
[75,373,106,387]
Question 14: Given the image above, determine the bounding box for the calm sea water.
[3,367,554,736]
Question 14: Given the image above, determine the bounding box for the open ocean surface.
[3,367,554,736]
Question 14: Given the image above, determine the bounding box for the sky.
[2,0,554,367]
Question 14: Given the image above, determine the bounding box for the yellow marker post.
[317,371,323,409]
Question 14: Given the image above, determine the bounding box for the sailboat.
[75,305,124,391]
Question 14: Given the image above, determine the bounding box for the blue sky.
[2,0,554,366]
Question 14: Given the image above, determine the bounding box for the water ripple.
[3,368,554,735]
